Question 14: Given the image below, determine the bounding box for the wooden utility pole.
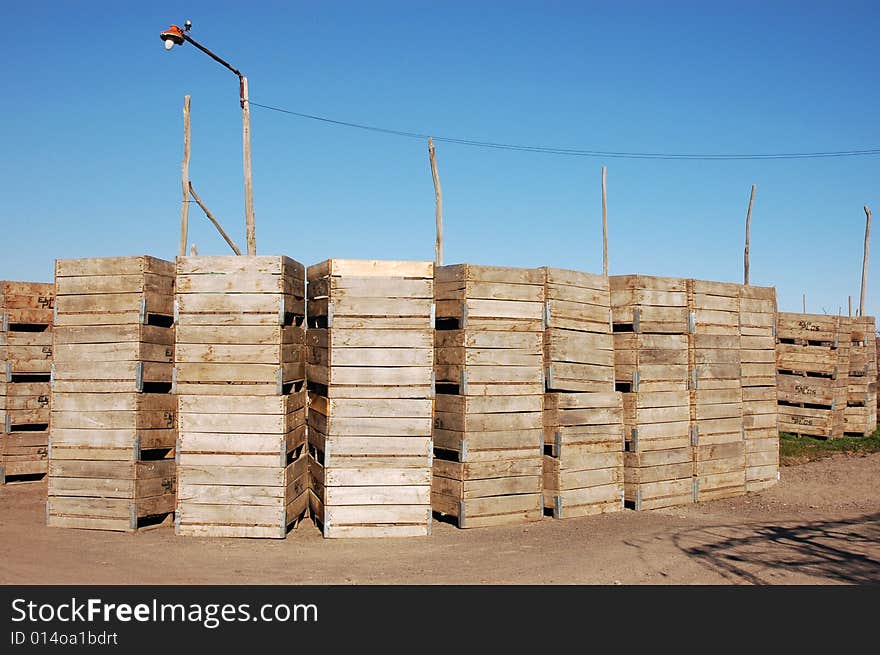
[744,184,756,285]
[241,76,256,255]
[179,95,192,257]
[189,182,243,255]
[602,166,608,276]
[428,138,443,266]
[860,205,872,317]
[803,294,806,313]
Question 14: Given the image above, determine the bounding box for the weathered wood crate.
[432,264,544,528]
[542,267,613,391]
[48,257,176,531]
[542,391,623,518]
[0,281,54,483]
[175,256,307,539]
[776,312,850,438]
[844,316,877,436]
[687,280,745,502]
[306,259,433,538]
[610,275,689,334]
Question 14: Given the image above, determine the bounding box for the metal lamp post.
[161,21,257,256]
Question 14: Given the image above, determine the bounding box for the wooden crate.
[613,333,689,392]
[610,275,689,334]
[776,312,850,438]
[1,281,54,483]
[48,257,176,531]
[306,259,433,538]
[624,447,693,510]
[542,391,623,518]
[175,255,307,539]
[740,285,777,387]
[432,264,544,528]
[844,316,877,436]
[742,385,779,491]
[542,267,613,392]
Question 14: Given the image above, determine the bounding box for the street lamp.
[160,20,257,256]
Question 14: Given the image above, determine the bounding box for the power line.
[250,101,880,161]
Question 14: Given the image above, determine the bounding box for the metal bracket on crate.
[133,437,141,463]
[426,509,433,536]
[326,302,334,329]
[138,298,147,325]
[555,431,562,459]
[460,370,468,396]
[322,516,330,538]
[543,302,551,329]
[458,500,466,529]
[692,479,700,502]
[635,489,642,511]
[428,440,434,468]
[741,425,747,441]
[773,321,778,339]
[50,364,55,391]
[631,428,639,452]
[632,370,640,393]
[173,299,180,325]
[129,503,138,532]
[620,489,625,509]
[555,495,563,519]
[633,309,641,333]
[430,303,436,328]
[460,439,468,463]
[461,304,468,329]
[276,367,284,396]
[5,413,11,434]
[5,362,12,382]
[690,369,698,391]
[608,308,614,333]
[324,441,331,469]
[833,333,839,348]
[47,433,52,460]
[175,438,181,466]
[278,297,286,326]
[0,313,7,332]
[280,439,287,469]
[171,366,178,395]
[135,362,144,392]
[174,511,181,536]
[544,366,553,391]
[688,311,696,335]
[690,425,699,447]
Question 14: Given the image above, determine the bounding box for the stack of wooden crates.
[174,256,308,538]
[432,265,544,528]
[739,285,779,490]
[844,316,877,436]
[776,312,850,438]
[48,257,177,531]
[612,275,693,510]
[306,259,434,538]
[0,281,54,483]
[688,280,746,501]
[541,268,623,519]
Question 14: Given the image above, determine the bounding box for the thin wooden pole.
[241,76,256,255]
[602,166,608,276]
[744,184,756,285]
[188,182,244,255]
[179,95,192,257]
[803,294,806,313]
[849,295,853,317]
[428,138,443,266]
[190,243,199,256]
[860,205,872,316]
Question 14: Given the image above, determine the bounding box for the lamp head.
[160,24,185,50]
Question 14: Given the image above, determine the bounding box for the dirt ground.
[1,453,878,585]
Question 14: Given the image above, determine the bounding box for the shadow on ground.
[671,513,880,584]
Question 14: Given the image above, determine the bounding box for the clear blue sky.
[2,1,878,317]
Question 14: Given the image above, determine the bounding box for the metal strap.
[688,311,696,334]
[543,302,551,329]
[633,308,641,333]
[460,370,468,396]
[632,370,640,393]
[173,299,180,325]
[461,303,468,328]
[326,302,334,328]
[0,313,7,332]
[135,362,144,392]
[139,297,147,325]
